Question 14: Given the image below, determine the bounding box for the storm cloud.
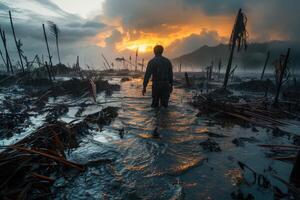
[0,0,299,69]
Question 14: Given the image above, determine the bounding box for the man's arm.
[142,61,152,95]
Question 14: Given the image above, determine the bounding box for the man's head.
[154,45,164,56]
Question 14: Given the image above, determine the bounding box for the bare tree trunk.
[179,57,182,72]
[209,61,213,80]
[9,11,24,72]
[274,48,290,105]
[141,58,144,71]
[102,54,111,70]
[45,61,52,82]
[0,49,7,67]
[0,29,13,74]
[56,36,61,64]
[218,59,222,81]
[185,72,191,87]
[135,48,138,71]
[260,51,270,80]
[42,24,54,79]
[223,41,236,89]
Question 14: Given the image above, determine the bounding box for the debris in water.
[199,138,221,152]
[152,127,160,138]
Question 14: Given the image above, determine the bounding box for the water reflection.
[53,77,293,200]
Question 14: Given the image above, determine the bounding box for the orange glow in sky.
[95,15,234,55]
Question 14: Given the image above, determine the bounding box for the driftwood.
[0,106,119,199]
[192,90,299,131]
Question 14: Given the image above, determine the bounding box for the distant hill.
[172,41,300,71]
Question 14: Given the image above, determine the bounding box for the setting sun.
[126,43,150,53]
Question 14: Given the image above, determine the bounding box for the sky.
[0,0,299,69]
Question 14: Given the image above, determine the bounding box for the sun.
[138,44,148,53]
[126,43,152,53]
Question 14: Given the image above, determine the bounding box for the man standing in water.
[142,45,173,108]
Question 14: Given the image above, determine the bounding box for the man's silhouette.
[142,45,173,108]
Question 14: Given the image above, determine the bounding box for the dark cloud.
[105,29,122,46]
[0,1,108,67]
[184,0,244,15]
[1,0,300,68]
[246,0,300,42]
[103,0,190,30]
[103,0,300,45]
[0,1,107,43]
[33,0,73,18]
[82,21,105,29]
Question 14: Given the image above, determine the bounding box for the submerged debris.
[0,122,84,199]
[85,106,119,125]
[0,113,29,138]
[199,138,221,152]
[192,88,300,130]
[232,137,260,147]
[120,77,131,82]
[230,189,255,200]
[0,106,119,199]
[230,79,275,93]
[152,127,160,138]
[45,104,69,123]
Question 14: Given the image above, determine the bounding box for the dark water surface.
[21,78,296,199]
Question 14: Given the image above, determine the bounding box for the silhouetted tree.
[135,48,138,71]
[9,11,25,72]
[0,28,13,74]
[223,9,248,89]
[42,24,54,79]
[218,59,222,81]
[273,48,290,105]
[260,51,270,80]
[48,21,61,64]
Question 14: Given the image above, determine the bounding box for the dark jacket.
[143,55,173,97]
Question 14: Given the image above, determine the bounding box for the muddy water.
[51,78,294,199]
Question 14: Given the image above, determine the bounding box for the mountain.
[172,41,300,71]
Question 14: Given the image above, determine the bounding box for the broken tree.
[0,28,13,74]
[273,48,291,106]
[42,24,54,79]
[48,21,61,64]
[9,10,25,72]
[223,8,248,89]
[260,51,270,80]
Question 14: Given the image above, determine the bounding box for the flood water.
[47,77,297,199]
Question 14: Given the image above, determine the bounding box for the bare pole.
[179,57,182,72]
[48,21,61,64]
[0,49,7,66]
[260,51,270,80]
[209,61,214,80]
[0,29,13,74]
[42,24,53,78]
[223,39,236,88]
[103,62,108,71]
[218,58,222,81]
[135,48,138,71]
[9,10,24,72]
[44,61,52,82]
[141,58,145,71]
[101,53,112,70]
[55,30,61,64]
[223,9,248,89]
[274,48,290,105]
